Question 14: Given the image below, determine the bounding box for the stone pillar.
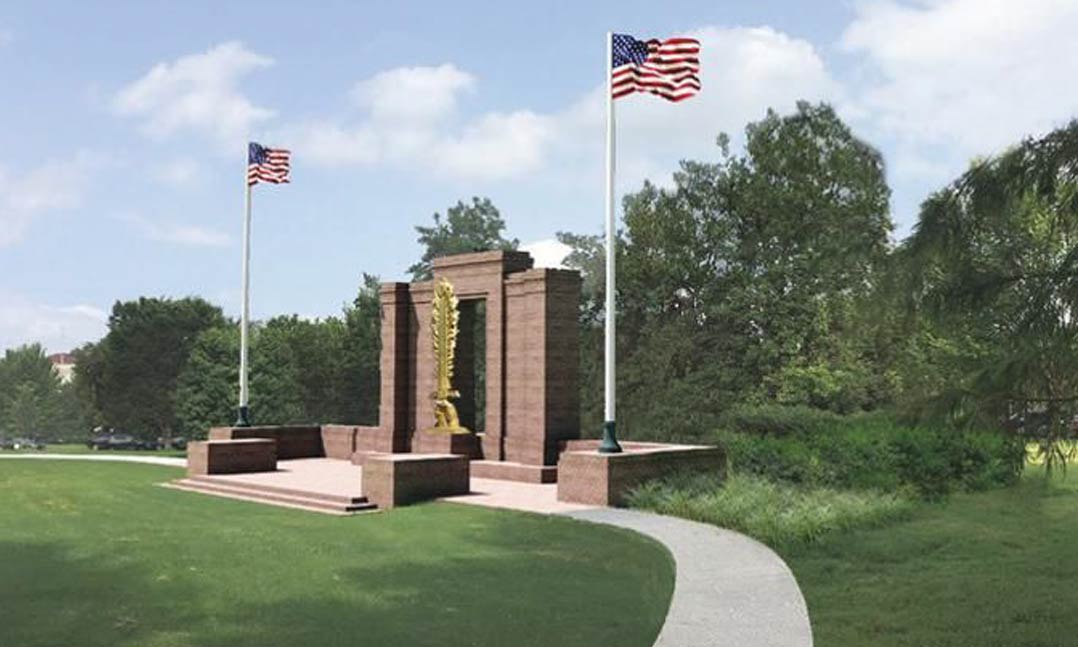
[378,283,412,452]
[503,268,582,465]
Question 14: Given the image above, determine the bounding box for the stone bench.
[187,439,277,476]
[557,443,726,506]
[209,425,323,459]
[361,453,469,509]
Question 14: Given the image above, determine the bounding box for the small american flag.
[611,34,701,102]
[247,142,291,186]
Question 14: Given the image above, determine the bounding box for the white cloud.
[522,238,571,268]
[294,28,834,185]
[120,212,230,247]
[0,152,105,247]
[291,63,551,181]
[351,64,475,123]
[841,0,1078,179]
[113,41,274,144]
[0,29,12,47]
[0,292,108,354]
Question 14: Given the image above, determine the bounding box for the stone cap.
[195,438,276,446]
[364,452,462,463]
[432,250,534,273]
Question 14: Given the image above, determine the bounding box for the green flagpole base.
[234,405,251,428]
[598,420,622,454]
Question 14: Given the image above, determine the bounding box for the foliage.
[93,297,225,441]
[0,460,673,647]
[906,122,1078,473]
[338,274,382,425]
[0,344,86,440]
[716,408,1025,499]
[559,102,895,438]
[174,325,303,437]
[408,197,518,280]
[628,472,913,547]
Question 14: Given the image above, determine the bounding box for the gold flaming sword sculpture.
[429,278,469,434]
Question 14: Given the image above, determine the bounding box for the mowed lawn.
[0,460,673,647]
[786,472,1078,646]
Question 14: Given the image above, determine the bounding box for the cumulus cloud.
[119,212,230,247]
[112,41,274,144]
[290,63,552,181]
[351,64,475,123]
[0,152,105,247]
[293,27,835,185]
[0,291,108,354]
[841,0,1078,178]
[521,238,572,268]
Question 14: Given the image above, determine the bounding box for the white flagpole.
[600,32,622,453]
[236,151,253,427]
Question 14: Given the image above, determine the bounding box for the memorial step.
[167,478,377,515]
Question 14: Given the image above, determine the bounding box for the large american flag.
[611,34,701,102]
[247,142,291,186]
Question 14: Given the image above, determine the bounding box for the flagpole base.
[234,405,251,428]
[598,420,622,454]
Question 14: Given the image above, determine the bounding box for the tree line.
[2,102,1074,466]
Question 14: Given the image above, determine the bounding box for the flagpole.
[600,31,622,453]
[236,152,253,427]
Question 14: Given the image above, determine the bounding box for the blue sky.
[4,0,1078,353]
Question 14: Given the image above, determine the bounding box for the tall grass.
[627,472,914,548]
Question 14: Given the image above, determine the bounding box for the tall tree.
[408,197,518,280]
[97,297,225,442]
[562,102,894,438]
[0,344,80,440]
[906,121,1078,472]
[174,325,304,437]
[339,274,382,424]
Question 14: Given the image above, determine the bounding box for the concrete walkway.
[0,453,186,467]
[2,454,814,646]
[563,508,813,647]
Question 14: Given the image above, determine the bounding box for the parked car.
[158,436,187,451]
[88,433,152,451]
[11,438,45,450]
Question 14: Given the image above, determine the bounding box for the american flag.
[611,34,701,102]
[247,142,291,186]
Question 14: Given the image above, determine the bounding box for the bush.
[715,407,1025,500]
[627,472,914,547]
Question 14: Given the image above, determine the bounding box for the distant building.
[48,352,76,384]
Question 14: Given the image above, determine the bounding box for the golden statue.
[429,278,470,434]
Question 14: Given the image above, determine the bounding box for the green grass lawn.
[786,472,1078,646]
[0,460,673,647]
[0,443,186,457]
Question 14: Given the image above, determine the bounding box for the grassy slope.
[786,473,1078,647]
[0,461,673,647]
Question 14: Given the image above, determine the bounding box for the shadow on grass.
[0,541,199,647]
[0,509,670,647]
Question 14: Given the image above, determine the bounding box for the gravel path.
[562,507,813,647]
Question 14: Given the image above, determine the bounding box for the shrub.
[627,472,914,547]
[715,407,1025,500]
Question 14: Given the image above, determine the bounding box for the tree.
[339,274,382,424]
[97,297,225,442]
[0,343,85,440]
[408,197,518,280]
[906,121,1078,473]
[561,102,895,439]
[175,325,303,437]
